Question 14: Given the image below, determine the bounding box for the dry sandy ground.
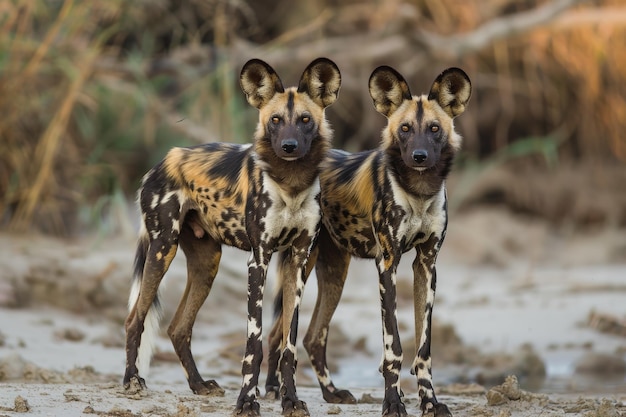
[1,207,625,416]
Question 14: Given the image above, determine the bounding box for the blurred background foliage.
[1,0,625,236]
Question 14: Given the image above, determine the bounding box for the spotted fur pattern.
[123,58,341,417]
[268,66,471,417]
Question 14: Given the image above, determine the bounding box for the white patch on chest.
[261,173,321,245]
[388,176,447,245]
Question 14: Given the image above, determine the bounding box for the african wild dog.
[268,66,471,416]
[123,57,341,417]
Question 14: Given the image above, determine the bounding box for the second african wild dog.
[123,58,341,417]
[268,66,471,416]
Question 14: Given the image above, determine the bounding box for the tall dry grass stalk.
[12,50,97,230]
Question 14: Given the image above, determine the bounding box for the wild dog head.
[240,58,341,161]
[369,66,471,171]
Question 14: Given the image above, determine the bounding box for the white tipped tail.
[128,278,162,377]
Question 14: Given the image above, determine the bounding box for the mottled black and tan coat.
[269,66,471,417]
[123,58,341,417]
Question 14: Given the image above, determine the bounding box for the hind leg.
[168,223,225,396]
[124,235,178,389]
[265,308,283,400]
[303,227,356,404]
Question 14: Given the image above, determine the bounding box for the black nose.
[281,139,298,153]
[412,150,428,163]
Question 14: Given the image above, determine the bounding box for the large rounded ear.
[368,66,412,117]
[297,58,341,108]
[427,68,471,118]
[240,59,285,109]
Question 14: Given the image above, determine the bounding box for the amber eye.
[301,116,310,123]
[401,124,410,132]
[430,124,440,133]
[271,116,280,124]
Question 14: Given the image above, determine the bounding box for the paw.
[233,399,261,417]
[192,379,225,396]
[264,384,280,400]
[382,400,407,417]
[322,389,357,404]
[282,399,309,417]
[123,375,146,393]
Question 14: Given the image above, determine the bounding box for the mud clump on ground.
[587,310,626,337]
[564,398,623,417]
[403,319,547,388]
[359,393,382,404]
[0,352,66,383]
[472,345,546,387]
[574,352,626,376]
[439,382,486,395]
[14,395,30,412]
[485,375,548,406]
[0,235,131,321]
[0,353,116,384]
[0,395,30,413]
[486,375,521,406]
[54,327,86,342]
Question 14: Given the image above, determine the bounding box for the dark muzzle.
[412,149,428,163]
[281,139,298,154]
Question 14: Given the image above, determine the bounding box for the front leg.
[375,242,407,417]
[234,250,270,416]
[410,233,451,417]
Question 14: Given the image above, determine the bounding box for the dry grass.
[1,0,109,233]
[411,0,626,162]
[0,0,624,235]
[0,0,243,235]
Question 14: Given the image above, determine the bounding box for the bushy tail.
[128,229,162,377]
